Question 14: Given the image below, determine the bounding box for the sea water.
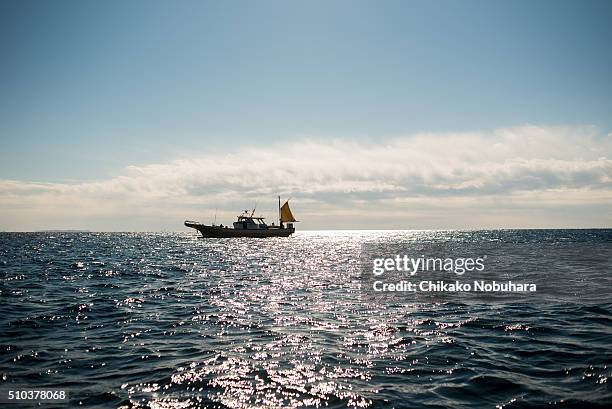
[1,230,611,408]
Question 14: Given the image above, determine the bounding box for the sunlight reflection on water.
[0,230,611,408]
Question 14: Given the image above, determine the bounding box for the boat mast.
[278,195,281,226]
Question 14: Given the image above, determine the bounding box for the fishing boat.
[185,197,298,238]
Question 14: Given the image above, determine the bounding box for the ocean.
[1,230,611,408]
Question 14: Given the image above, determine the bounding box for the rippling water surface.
[1,230,611,408]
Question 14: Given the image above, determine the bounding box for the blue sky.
[1,1,611,230]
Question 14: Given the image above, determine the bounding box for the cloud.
[1,125,611,230]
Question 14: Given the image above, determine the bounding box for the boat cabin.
[233,215,268,230]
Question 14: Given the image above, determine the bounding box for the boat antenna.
[251,202,257,217]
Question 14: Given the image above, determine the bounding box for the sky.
[0,0,611,231]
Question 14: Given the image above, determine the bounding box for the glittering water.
[1,230,611,408]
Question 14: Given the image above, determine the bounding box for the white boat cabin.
[233,215,268,230]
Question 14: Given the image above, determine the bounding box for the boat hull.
[185,221,294,238]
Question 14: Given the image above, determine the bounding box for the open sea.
[1,230,611,408]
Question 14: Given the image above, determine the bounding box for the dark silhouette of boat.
[185,197,298,238]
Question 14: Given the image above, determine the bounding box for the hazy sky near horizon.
[1,0,611,230]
